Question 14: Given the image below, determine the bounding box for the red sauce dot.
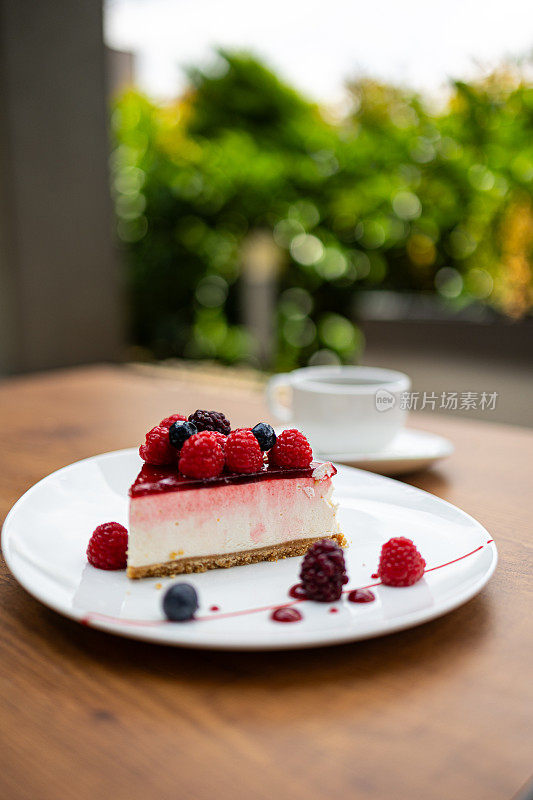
[209,605,220,612]
[288,583,307,600]
[348,589,375,604]
[271,607,302,623]
[329,607,339,613]
[371,573,379,579]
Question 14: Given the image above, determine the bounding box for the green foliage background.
[111,52,533,370]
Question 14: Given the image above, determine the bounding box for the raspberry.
[211,431,227,452]
[159,413,187,429]
[178,431,225,479]
[269,429,313,468]
[300,538,348,602]
[188,409,231,435]
[225,428,264,473]
[87,522,128,570]
[377,537,426,587]
[139,425,175,465]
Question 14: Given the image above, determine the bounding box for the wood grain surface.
[0,364,531,800]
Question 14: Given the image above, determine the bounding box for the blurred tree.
[111,52,533,370]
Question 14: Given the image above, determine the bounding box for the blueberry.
[162,583,198,621]
[169,420,197,449]
[251,422,277,451]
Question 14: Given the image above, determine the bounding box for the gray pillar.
[241,230,280,368]
[0,0,123,374]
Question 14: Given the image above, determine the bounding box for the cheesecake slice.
[127,460,344,579]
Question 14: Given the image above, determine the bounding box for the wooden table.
[1,365,531,800]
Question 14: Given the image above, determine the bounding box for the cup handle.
[266,373,293,423]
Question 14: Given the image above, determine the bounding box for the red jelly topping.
[348,588,375,603]
[271,607,302,623]
[288,583,307,600]
[130,460,334,498]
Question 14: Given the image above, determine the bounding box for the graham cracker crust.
[127,533,347,579]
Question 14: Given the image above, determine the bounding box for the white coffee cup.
[266,366,411,455]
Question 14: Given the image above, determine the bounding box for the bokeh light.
[195,275,228,307]
[435,267,463,298]
[392,191,422,220]
[290,234,324,266]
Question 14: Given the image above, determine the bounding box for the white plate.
[1,449,496,651]
[317,428,454,475]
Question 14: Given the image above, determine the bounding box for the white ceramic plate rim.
[2,448,496,651]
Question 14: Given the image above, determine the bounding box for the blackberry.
[188,410,231,435]
[169,420,197,450]
[300,539,348,602]
[251,422,276,451]
[162,583,198,621]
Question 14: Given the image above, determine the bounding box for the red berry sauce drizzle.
[81,540,494,628]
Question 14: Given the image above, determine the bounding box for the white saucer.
[2,448,495,651]
[317,428,454,476]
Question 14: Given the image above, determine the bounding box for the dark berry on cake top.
[188,410,231,435]
[251,422,277,452]
[169,420,197,450]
